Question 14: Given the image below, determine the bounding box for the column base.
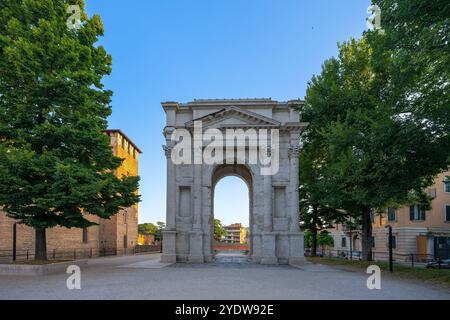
[261,256,278,265]
[204,254,214,263]
[188,255,205,263]
[161,254,177,263]
[288,257,306,266]
[161,230,176,263]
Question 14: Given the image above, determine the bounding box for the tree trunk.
[311,226,318,256]
[35,228,47,260]
[361,207,373,261]
[311,205,318,256]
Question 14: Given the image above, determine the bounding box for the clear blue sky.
[84,0,371,225]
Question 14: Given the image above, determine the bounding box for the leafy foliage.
[301,1,450,260]
[138,223,158,236]
[304,230,334,249]
[214,219,227,241]
[0,0,140,259]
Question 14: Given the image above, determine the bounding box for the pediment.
[185,106,280,129]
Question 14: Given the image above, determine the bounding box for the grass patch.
[307,257,450,287]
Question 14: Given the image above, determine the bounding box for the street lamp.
[385,225,393,272]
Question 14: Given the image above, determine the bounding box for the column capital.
[288,145,301,159]
[162,145,173,159]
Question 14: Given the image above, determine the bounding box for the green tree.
[0,0,140,260]
[317,230,334,249]
[214,219,226,242]
[138,223,158,235]
[370,0,449,141]
[304,230,334,251]
[154,221,165,241]
[299,145,344,256]
[303,35,448,261]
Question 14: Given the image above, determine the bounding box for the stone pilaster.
[161,230,177,263]
[263,146,273,232]
[288,145,301,232]
[163,143,176,230]
[261,232,278,264]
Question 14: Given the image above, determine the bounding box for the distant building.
[0,129,141,260]
[223,223,247,244]
[325,170,450,260]
[138,234,156,246]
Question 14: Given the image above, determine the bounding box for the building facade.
[0,130,141,261]
[326,170,450,260]
[223,223,247,244]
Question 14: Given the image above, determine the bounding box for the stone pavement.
[0,253,449,300]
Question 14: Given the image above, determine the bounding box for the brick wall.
[0,130,141,260]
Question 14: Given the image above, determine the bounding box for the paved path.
[0,253,449,300]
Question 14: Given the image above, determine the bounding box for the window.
[341,237,347,247]
[82,228,88,243]
[410,205,426,221]
[388,208,396,222]
[388,235,397,249]
[446,205,450,222]
[444,176,450,193]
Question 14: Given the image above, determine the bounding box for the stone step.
[213,255,251,264]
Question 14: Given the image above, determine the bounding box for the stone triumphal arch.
[161,99,308,264]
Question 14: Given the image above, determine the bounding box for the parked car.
[426,259,450,269]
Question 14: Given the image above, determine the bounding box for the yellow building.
[325,170,450,261]
[102,130,142,252]
[223,223,247,244]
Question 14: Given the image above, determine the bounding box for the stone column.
[161,142,177,263]
[263,147,273,232]
[163,144,176,230]
[288,145,301,232]
[261,146,277,264]
[193,164,202,230]
[189,135,204,262]
[288,143,305,265]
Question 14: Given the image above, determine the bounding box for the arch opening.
[211,164,253,261]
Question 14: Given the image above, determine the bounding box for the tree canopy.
[214,219,227,242]
[0,0,140,259]
[300,0,449,260]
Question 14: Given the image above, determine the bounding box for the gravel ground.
[0,253,449,300]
